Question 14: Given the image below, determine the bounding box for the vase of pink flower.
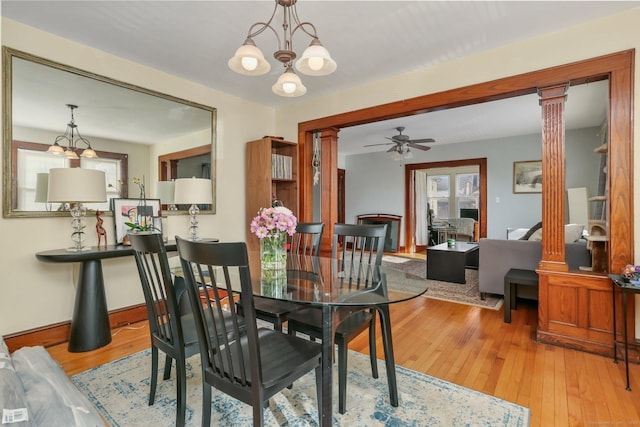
[250,206,297,292]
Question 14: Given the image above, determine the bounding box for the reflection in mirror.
[2,47,216,218]
[158,144,212,211]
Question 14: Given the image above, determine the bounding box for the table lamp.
[156,180,177,210]
[48,168,107,251]
[174,177,212,241]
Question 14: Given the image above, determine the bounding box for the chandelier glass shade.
[228,0,336,97]
[48,104,98,160]
[272,65,307,97]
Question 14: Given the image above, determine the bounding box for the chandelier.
[47,104,98,160]
[227,0,336,97]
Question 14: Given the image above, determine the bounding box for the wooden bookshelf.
[245,137,298,253]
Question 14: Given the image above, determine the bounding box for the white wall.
[271,7,640,244]
[1,8,639,337]
[0,19,275,336]
[344,128,600,244]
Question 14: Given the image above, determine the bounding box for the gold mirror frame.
[2,47,217,218]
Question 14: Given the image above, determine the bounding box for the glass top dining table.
[175,252,428,426]
[251,253,428,426]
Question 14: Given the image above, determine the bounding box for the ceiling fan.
[364,127,435,159]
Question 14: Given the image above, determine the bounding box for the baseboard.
[3,304,148,353]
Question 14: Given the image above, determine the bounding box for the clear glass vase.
[260,234,287,297]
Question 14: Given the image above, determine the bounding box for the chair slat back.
[129,233,181,347]
[332,223,387,291]
[176,237,259,390]
[288,222,324,272]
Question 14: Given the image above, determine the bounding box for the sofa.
[0,338,104,426]
[478,238,592,296]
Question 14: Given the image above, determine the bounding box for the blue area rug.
[72,347,529,426]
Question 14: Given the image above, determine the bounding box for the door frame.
[405,158,487,254]
[297,50,633,273]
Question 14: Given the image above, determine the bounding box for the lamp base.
[69,203,88,252]
[66,246,92,252]
[188,203,200,241]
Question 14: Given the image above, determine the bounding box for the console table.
[609,274,639,391]
[36,242,177,352]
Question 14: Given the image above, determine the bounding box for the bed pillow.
[526,223,584,243]
[565,224,584,243]
[0,338,33,426]
[11,346,103,427]
[528,228,543,241]
[520,221,543,240]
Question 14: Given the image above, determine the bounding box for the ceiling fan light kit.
[364,126,435,159]
[228,0,336,97]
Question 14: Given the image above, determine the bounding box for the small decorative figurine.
[96,210,108,249]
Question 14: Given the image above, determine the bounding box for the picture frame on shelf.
[111,198,161,245]
[513,160,542,194]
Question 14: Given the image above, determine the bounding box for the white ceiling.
[2,1,635,153]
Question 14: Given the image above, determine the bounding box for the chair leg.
[274,317,283,332]
[149,346,159,405]
[175,356,186,427]
[378,305,398,407]
[314,364,323,425]
[201,383,211,427]
[163,354,172,380]
[253,397,264,427]
[368,310,378,379]
[337,336,348,414]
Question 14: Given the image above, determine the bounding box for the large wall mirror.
[2,47,216,218]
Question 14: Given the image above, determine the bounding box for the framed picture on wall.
[111,198,161,244]
[513,160,542,194]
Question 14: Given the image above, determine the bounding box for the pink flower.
[250,206,297,239]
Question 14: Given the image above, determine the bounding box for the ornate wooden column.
[317,128,339,252]
[538,83,569,272]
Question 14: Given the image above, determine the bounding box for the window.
[12,140,128,211]
[17,147,68,210]
[426,168,479,219]
[426,175,449,219]
[456,173,479,214]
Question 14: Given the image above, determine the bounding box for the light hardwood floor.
[48,296,640,427]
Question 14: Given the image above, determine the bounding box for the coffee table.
[426,242,479,283]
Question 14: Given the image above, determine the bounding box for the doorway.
[406,158,487,254]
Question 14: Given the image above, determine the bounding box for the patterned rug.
[72,348,529,426]
[382,255,503,310]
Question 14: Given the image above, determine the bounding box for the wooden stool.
[504,268,539,323]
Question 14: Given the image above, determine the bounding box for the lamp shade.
[155,181,175,204]
[272,67,307,97]
[295,39,337,76]
[228,38,271,76]
[174,177,212,205]
[34,173,49,203]
[47,168,107,203]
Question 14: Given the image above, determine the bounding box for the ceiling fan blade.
[387,146,398,153]
[408,138,436,144]
[408,143,431,151]
[364,142,393,147]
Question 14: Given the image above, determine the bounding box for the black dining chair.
[175,237,323,427]
[242,222,325,332]
[286,223,398,414]
[128,232,196,427]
